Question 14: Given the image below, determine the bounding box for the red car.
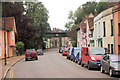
[62,48,68,56]
[81,47,108,70]
[25,49,38,61]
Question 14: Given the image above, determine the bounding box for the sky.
[38,0,100,30]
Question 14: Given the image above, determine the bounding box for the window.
[103,22,106,37]
[12,31,14,40]
[111,19,113,36]
[111,44,113,54]
[103,56,107,61]
[119,23,120,36]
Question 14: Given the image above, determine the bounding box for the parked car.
[101,54,120,77]
[62,48,68,56]
[74,48,81,64]
[81,47,107,70]
[66,47,73,60]
[59,45,67,53]
[70,47,81,62]
[37,49,44,55]
[25,49,38,61]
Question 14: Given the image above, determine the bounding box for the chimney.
[94,9,98,17]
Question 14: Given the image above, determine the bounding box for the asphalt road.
[6,48,120,79]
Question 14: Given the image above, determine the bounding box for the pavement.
[5,48,120,79]
[0,55,25,80]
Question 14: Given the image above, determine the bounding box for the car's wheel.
[25,58,28,61]
[73,58,75,62]
[67,56,68,59]
[109,69,114,77]
[36,57,38,60]
[75,59,78,63]
[100,66,104,73]
[81,61,84,67]
[78,60,81,65]
[71,58,73,61]
[59,50,60,53]
[87,63,91,70]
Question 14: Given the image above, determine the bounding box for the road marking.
[8,69,14,79]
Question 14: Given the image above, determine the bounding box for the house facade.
[93,7,114,54]
[0,17,16,59]
[76,13,94,48]
[113,2,120,54]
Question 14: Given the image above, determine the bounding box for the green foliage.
[72,41,77,47]
[65,1,109,41]
[15,41,24,55]
[96,2,108,14]
[26,2,50,49]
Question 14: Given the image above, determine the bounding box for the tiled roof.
[1,17,15,31]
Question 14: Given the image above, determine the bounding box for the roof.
[76,13,94,31]
[1,17,16,31]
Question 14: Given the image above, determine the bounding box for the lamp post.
[4,2,7,65]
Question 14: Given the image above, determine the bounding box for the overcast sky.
[38,0,100,30]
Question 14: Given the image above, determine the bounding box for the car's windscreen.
[111,55,120,62]
[74,49,81,54]
[27,50,35,53]
[89,48,105,55]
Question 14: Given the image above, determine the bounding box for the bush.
[15,41,24,55]
[72,41,77,47]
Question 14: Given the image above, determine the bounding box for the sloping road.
[6,48,120,79]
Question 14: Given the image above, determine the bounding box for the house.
[76,13,94,48]
[113,2,120,54]
[0,17,16,59]
[93,7,114,54]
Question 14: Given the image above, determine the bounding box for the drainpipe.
[112,8,115,54]
[4,2,7,65]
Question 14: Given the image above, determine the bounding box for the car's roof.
[107,54,120,57]
[73,47,81,50]
[27,49,35,50]
[82,47,107,48]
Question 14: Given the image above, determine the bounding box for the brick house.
[0,17,16,59]
[113,2,120,54]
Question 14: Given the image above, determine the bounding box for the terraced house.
[0,17,16,59]
[93,7,114,54]
[113,2,120,54]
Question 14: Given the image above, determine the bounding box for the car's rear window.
[111,55,120,62]
[27,50,35,53]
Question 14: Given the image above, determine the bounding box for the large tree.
[25,2,50,49]
[2,2,50,49]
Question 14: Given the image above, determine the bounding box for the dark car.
[101,54,120,77]
[59,46,67,53]
[70,47,81,62]
[37,49,44,55]
[74,48,81,64]
[25,49,38,61]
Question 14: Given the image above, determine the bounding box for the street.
[6,48,119,78]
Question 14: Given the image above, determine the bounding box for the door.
[85,48,89,64]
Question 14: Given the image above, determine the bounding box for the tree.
[96,2,108,14]
[65,1,109,41]
[26,2,50,49]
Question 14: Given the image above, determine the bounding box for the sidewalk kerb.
[2,56,24,80]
